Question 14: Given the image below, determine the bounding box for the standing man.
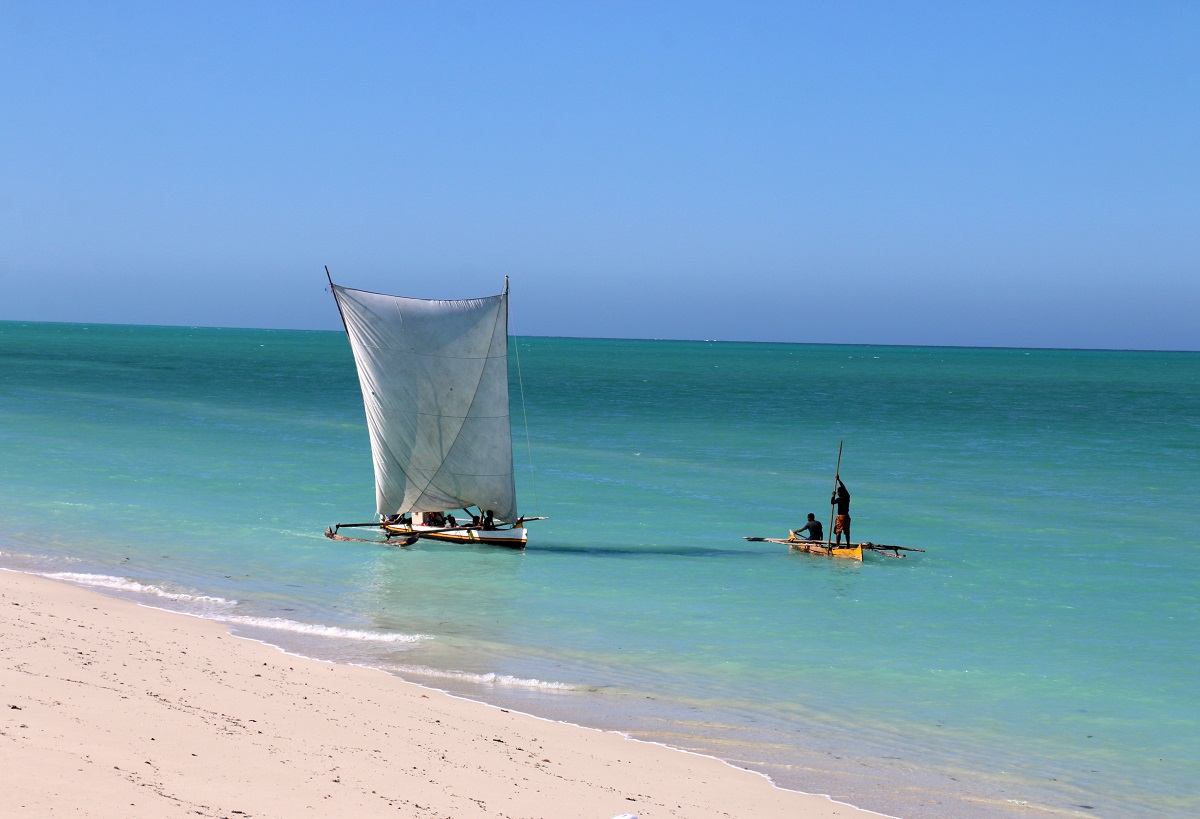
[831,478,851,545]
[790,513,823,542]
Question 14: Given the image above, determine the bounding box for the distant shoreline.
[2,318,1196,354]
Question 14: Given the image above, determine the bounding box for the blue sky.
[2,1,1197,349]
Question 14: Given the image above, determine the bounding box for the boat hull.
[384,523,528,549]
[743,536,919,560]
[743,537,864,560]
[789,540,863,561]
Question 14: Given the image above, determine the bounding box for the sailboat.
[323,270,542,548]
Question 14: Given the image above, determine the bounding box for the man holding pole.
[831,477,851,545]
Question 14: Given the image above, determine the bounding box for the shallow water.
[1,321,1197,817]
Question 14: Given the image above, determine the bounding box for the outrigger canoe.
[743,537,923,560]
[326,514,546,549]
[750,442,925,561]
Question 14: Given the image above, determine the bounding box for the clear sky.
[2,2,1197,349]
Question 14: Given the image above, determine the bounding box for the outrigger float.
[322,268,544,550]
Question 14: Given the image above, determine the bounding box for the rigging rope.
[511,324,540,518]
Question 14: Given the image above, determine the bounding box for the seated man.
[790,513,823,541]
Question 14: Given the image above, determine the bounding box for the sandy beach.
[0,569,875,818]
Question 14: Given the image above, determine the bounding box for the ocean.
[1,320,1196,818]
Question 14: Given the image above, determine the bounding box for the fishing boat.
[744,442,923,560]
[323,269,543,549]
[742,537,920,560]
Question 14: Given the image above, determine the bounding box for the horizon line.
[1,317,1196,355]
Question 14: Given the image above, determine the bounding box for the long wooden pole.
[827,441,843,545]
[325,265,349,333]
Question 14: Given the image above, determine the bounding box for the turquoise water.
[1,320,1197,818]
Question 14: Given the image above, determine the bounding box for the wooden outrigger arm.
[744,536,925,560]
[325,514,548,546]
[859,542,925,558]
[328,521,387,531]
[324,521,420,546]
[325,521,486,539]
[325,527,415,546]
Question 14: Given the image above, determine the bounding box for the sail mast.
[325,265,349,334]
[509,276,540,520]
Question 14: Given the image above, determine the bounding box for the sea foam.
[39,572,424,643]
[385,663,577,691]
[41,572,236,606]
[222,616,426,643]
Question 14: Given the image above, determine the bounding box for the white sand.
[0,569,875,818]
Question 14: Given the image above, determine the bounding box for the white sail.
[332,284,517,522]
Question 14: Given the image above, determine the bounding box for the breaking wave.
[38,572,426,644]
[222,616,427,643]
[40,572,236,606]
[385,663,578,691]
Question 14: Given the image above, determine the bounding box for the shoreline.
[1,568,879,818]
